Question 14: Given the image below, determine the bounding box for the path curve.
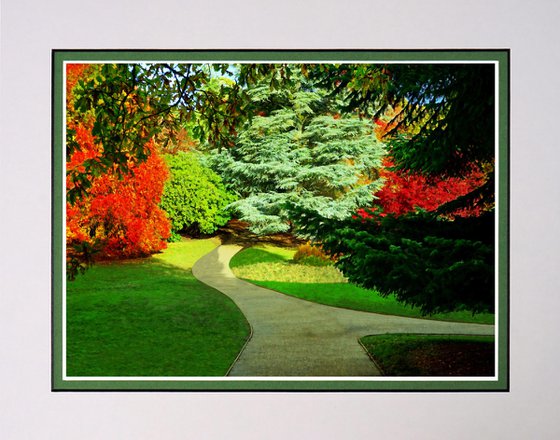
[192,245,494,377]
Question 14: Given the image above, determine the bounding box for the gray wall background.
[1,0,558,438]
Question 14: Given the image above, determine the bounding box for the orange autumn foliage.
[66,64,171,260]
[66,64,90,106]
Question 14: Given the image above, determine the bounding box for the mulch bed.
[404,341,495,376]
[216,219,305,248]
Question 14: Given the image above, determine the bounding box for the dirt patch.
[217,219,305,248]
[404,341,495,376]
[361,335,495,377]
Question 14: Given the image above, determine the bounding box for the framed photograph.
[52,49,509,391]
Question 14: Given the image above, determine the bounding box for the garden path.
[192,245,495,377]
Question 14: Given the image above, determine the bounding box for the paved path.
[192,245,495,377]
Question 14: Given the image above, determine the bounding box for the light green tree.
[160,152,236,238]
[210,82,386,235]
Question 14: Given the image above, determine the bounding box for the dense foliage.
[66,65,171,279]
[160,152,236,237]
[65,60,499,315]
[305,63,495,177]
[356,158,488,219]
[284,63,497,314]
[298,209,494,314]
[210,75,386,235]
[66,134,171,277]
[67,63,246,203]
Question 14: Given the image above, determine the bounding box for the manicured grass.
[360,334,495,376]
[230,244,344,283]
[233,262,346,284]
[66,238,250,377]
[230,245,494,325]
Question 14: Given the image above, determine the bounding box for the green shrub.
[167,231,183,243]
[160,152,236,236]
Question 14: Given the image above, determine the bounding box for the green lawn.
[230,244,494,325]
[66,238,250,376]
[360,334,495,376]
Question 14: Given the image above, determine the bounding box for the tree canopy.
[293,63,496,313]
[66,63,246,204]
[306,63,495,173]
[66,65,172,278]
[65,60,498,314]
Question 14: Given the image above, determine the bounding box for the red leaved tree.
[357,118,490,219]
[66,64,171,277]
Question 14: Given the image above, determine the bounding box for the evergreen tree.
[302,209,494,314]
[210,81,386,235]
[297,63,497,314]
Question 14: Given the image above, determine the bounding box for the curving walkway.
[192,245,495,377]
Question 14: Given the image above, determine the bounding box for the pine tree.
[210,80,386,235]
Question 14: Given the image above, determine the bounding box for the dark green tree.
[296,63,497,314]
[306,63,494,176]
[298,208,494,314]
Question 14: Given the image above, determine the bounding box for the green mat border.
[52,49,509,392]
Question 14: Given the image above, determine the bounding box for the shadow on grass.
[229,246,294,268]
[230,246,494,324]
